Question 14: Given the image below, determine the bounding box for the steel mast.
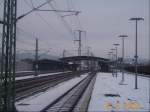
[0,0,17,111]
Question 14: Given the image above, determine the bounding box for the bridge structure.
[60,56,110,72]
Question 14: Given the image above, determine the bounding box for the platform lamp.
[110,49,116,76]
[108,51,113,75]
[118,35,128,84]
[113,44,120,77]
[129,17,144,89]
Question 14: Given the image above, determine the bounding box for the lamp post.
[119,35,128,83]
[129,17,144,89]
[108,51,113,61]
[110,49,116,76]
[113,44,120,77]
[87,46,91,71]
[107,53,111,60]
[108,51,113,75]
[110,49,115,60]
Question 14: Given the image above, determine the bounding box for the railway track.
[15,71,87,101]
[15,70,66,77]
[41,72,96,112]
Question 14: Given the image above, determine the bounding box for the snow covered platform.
[88,72,150,112]
[16,73,88,112]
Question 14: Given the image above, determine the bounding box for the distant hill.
[16,53,60,61]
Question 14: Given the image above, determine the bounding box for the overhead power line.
[17,0,54,21]
[47,1,74,36]
[66,0,82,29]
[24,0,76,43]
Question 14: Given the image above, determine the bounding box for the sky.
[0,0,149,59]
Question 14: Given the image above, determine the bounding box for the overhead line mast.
[74,30,86,56]
[0,0,17,111]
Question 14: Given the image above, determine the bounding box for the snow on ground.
[88,72,150,112]
[16,71,34,73]
[16,71,71,80]
[16,73,88,112]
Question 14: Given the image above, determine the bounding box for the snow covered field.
[88,72,150,112]
[16,73,88,112]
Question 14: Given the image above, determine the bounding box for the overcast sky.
[0,0,149,59]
